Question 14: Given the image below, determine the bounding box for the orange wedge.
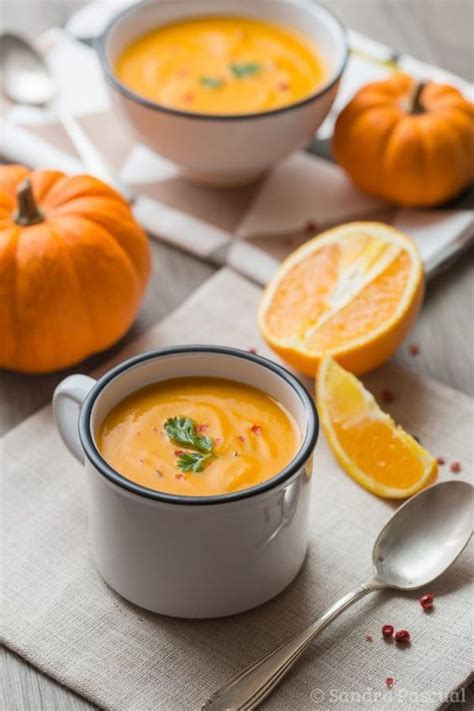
[316,356,437,498]
[258,222,424,375]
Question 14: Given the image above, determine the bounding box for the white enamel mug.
[53,346,318,618]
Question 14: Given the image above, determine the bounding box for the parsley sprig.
[164,416,215,473]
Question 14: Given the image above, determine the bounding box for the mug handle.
[53,374,96,463]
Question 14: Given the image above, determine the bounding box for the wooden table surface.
[1,1,473,709]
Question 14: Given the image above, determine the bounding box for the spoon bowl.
[373,480,473,589]
[0,33,56,105]
[204,480,473,709]
[0,32,132,199]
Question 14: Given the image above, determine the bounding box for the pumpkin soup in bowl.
[97,376,300,496]
[99,0,347,185]
[115,16,325,115]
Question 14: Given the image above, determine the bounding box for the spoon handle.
[56,104,134,203]
[202,580,383,711]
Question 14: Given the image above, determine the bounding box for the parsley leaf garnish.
[177,451,213,473]
[164,416,215,473]
[230,62,261,78]
[164,416,212,452]
[200,76,224,88]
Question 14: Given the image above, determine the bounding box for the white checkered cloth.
[1,1,473,284]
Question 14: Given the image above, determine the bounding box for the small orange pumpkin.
[333,73,474,206]
[0,165,151,373]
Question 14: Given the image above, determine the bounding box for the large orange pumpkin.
[0,165,151,373]
[333,73,474,206]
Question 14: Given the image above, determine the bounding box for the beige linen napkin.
[2,269,473,711]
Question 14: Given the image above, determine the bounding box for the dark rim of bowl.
[96,0,349,122]
[79,345,319,506]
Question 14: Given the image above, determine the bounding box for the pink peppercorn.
[450,461,462,473]
[385,677,395,688]
[419,593,434,610]
[382,624,394,638]
[381,389,394,404]
[395,629,410,644]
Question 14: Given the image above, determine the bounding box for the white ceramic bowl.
[97,0,348,186]
[53,346,319,618]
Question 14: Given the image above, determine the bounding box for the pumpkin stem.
[14,178,45,226]
[407,81,426,115]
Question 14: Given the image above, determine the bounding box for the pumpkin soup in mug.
[97,376,300,497]
[115,16,325,115]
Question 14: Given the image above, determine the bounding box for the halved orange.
[316,356,437,498]
[258,222,424,375]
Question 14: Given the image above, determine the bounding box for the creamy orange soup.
[115,16,324,115]
[97,377,300,496]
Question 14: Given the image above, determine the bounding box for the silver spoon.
[203,480,473,710]
[0,33,133,202]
